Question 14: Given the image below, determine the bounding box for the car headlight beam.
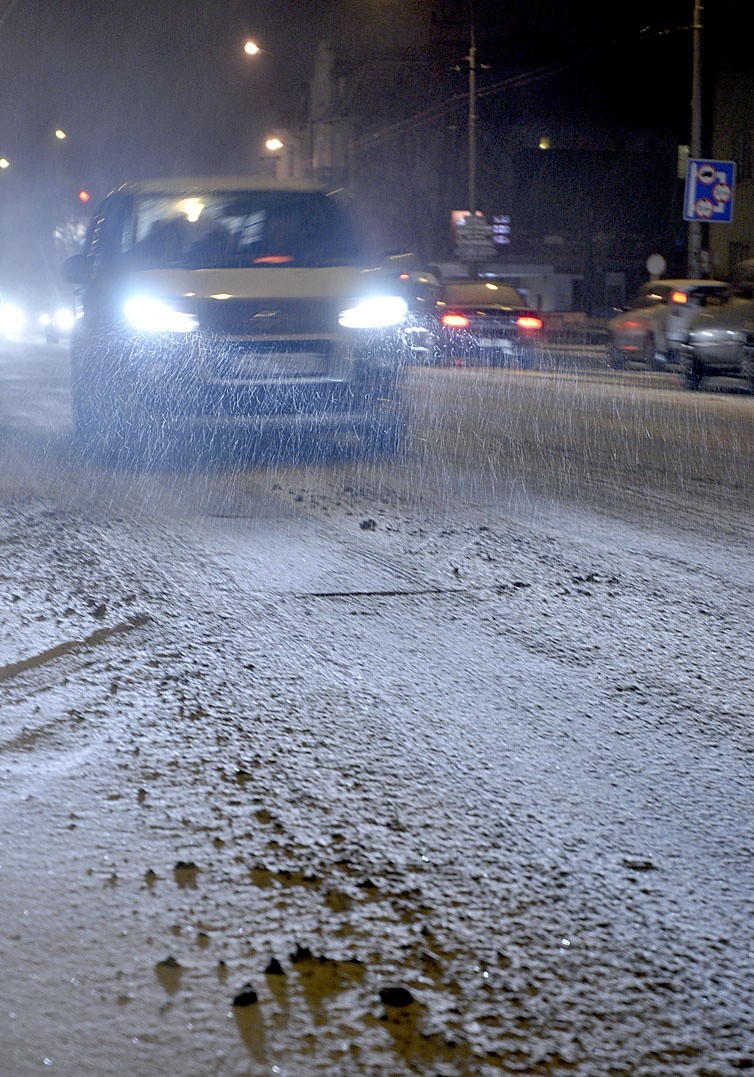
[53,307,75,333]
[0,302,27,336]
[123,296,198,334]
[338,295,408,330]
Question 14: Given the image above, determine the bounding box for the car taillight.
[671,291,688,304]
[442,313,470,328]
[517,315,543,331]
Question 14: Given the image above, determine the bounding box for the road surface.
[1,340,753,1076]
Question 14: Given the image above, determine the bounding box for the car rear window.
[441,283,527,307]
[128,190,366,269]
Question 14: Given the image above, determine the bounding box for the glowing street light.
[54,128,67,141]
[263,131,308,179]
[0,157,10,169]
[243,39,261,56]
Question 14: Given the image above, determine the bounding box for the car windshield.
[630,288,669,308]
[128,190,366,269]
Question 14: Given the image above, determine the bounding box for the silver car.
[607,278,728,370]
[679,284,754,391]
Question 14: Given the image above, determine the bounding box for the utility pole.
[687,0,703,277]
[467,14,477,215]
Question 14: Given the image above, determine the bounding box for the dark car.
[679,283,754,391]
[433,279,543,367]
[39,303,74,343]
[63,176,412,457]
[391,267,442,364]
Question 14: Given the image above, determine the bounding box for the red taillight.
[517,315,543,331]
[671,291,688,304]
[442,313,470,329]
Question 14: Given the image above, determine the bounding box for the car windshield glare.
[127,190,366,270]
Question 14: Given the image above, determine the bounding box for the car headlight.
[0,302,27,336]
[338,296,408,330]
[53,307,75,333]
[123,296,197,333]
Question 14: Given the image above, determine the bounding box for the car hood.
[125,266,375,302]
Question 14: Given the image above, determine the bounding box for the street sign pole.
[687,0,703,277]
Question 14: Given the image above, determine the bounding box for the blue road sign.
[684,159,735,223]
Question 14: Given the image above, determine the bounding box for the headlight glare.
[124,296,197,333]
[338,295,408,330]
[0,302,27,336]
[53,307,75,333]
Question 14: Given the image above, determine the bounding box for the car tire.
[681,351,704,391]
[518,345,536,370]
[607,345,625,369]
[740,347,754,394]
[366,412,409,458]
[71,344,149,460]
[642,334,659,371]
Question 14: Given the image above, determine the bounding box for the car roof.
[111,176,332,197]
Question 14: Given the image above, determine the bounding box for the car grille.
[191,297,344,338]
[209,340,336,381]
[186,297,347,383]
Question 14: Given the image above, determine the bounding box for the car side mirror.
[63,253,89,284]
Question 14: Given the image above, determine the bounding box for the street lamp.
[243,40,262,57]
[264,132,307,179]
[0,157,9,169]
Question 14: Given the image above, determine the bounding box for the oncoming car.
[63,177,412,457]
[607,278,728,370]
[39,305,75,343]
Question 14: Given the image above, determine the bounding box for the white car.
[607,279,728,370]
[63,176,411,458]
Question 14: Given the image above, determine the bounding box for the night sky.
[0,0,749,295]
[1,0,745,188]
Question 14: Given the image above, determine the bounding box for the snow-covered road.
[1,345,753,1075]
